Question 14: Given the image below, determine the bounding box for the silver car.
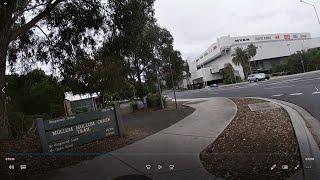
[248,74,265,82]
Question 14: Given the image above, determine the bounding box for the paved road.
[167,71,320,121]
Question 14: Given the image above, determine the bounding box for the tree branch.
[10,0,65,42]
[23,2,51,12]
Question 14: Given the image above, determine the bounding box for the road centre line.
[289,93,303,96]
[271,94,283,97]
[260,77,320,87]
[264,85,295,90]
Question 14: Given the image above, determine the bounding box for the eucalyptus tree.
[107,0,156,101]
[0,0,108,138]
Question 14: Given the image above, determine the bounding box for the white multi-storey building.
[188,33,320,87]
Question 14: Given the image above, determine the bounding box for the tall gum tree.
[0,0,107,139]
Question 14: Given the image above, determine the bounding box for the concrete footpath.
[42,97,237,180]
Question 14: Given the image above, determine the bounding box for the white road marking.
[264,85,295,90]
[271,94,283,97]
[289,93,303,96]
[313,86,320,95]
[261,77,320,87]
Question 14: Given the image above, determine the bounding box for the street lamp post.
[301,0,320,25]
[287,43,292,55]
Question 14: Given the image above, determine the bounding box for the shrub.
[130,102,139,111]
[147,93,165,109]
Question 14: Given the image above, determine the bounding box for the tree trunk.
[0,3,12,139]
[0,40,10,139]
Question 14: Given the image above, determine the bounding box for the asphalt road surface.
[167,71,320,121]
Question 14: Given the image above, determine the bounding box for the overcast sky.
[154,0,320,61]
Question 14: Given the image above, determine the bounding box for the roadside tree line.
[271,48,320,75]
[0,0,188,139]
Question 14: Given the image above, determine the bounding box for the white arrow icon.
[1,87,5,93]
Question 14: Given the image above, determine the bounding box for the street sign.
[36,103,124,152]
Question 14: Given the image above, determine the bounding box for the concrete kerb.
[166,96,320,179]
[268,99,320,147]
[250,97,320,180]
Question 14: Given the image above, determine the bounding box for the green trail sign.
[36,103,124,152]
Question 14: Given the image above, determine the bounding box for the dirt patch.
[123,102,195,134]
[200,98,301,180]
[0,103,194,179]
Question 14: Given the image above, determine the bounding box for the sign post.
[36,106,124,153]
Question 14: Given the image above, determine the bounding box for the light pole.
[287,43,292,56]
[300,0,320,25]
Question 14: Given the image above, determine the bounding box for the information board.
[36,103,124,152]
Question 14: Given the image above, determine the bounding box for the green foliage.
[232,44,257,79]
[232,47,250,78]
[130,102,139,111]
[223,63,241,84]
[271,48,320,75]
[147,93,164,109]
[1,0,109,139]
[6,69,65,137]
[271,63,288,74]
[247,44,257,59]
[6,0,108,70]
[1,0,187,139]
[104,0,187,97]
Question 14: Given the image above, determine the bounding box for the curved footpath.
[41,97,237,180]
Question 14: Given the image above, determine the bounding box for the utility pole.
[156,67,164,109]
[169,57,178,109]
[301,0,320,25]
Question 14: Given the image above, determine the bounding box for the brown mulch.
[200,98,302,180]
[0,102,194,179]
[0,126,150,179]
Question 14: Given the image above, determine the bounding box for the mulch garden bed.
[0,102,194,179]
[200,98,302,180]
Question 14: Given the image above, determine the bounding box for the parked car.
[265,74,271,80]
[210,84,219,88]
[247,74,265,82]
[258,73,266,80]
[258,73,271,80]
